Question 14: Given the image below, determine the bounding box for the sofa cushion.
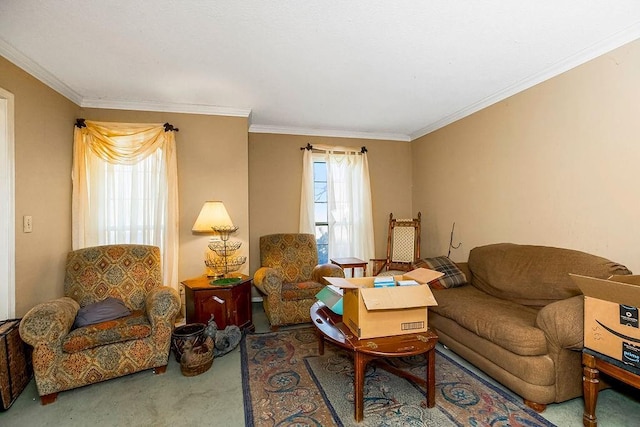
[431,285,547,356]
[62,310,152,353]
[413,256,467,289]
[468,243,631,307]
[281,281,325,301]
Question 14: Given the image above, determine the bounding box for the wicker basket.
[171,323,206,363]
[180,336,214,377]
[1,319,32,411]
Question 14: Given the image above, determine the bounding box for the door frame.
[0,87,15,319]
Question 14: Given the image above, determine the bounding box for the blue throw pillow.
[73,297,131,329]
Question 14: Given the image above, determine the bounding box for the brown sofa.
[428,243,631,411]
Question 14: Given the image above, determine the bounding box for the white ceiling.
[2,1,640,141]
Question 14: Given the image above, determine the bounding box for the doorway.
[0,87,15,319]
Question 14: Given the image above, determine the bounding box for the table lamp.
[192,201,246,284]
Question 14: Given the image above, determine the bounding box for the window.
[300,145,375,266]
[96,150,166,248]
[72,121,179,289]
[313,161,328,264]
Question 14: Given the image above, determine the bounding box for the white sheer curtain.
[299,144,375,262]
[72,120,179,289]
[299,148,316,234]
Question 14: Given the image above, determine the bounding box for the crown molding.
[0,39,251,118]
[81,98,251,117]
[0,38,83,105]
[410,23,640,141]
[249,124,411,142]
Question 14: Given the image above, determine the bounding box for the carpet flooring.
[241,327,554,426]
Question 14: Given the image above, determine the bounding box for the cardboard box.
[570,274,640,369]
[323,268,442,339]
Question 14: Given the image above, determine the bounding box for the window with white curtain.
[300,145,375,265]
[72,120,179,289]
[313,160,329,263]
[95,150,166,246]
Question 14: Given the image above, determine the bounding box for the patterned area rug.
[241,327,555,426]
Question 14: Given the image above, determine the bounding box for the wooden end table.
[181,274,254,332]
[582,350,640,427]
[310,301,438,422]
[330,257,368,277]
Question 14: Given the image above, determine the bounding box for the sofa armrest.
[312,263,345,283]
[535,295,584,351]
[145,286,181,328]
[19,297,79,346]
[253,266,284,295]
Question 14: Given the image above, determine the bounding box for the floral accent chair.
[19,245,180,404]
[253,233,344,330]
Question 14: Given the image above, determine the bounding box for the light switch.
[23,215,32,233]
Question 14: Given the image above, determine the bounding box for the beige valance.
[74,120,174,165]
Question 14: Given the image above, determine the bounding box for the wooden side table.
[182,274,254,332]
[330,257,368,277]
[582,350,640,426]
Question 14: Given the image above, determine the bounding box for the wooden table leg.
[426,347,436,408]
[354,351,373,422]
[582,353,599,427]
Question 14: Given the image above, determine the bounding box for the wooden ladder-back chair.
[371,212,421,276]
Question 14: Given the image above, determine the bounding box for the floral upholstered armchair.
[19,244,180,404]
[253,233,344,330]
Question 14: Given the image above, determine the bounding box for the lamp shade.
[192,201,234,232]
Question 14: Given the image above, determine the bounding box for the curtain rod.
[74,118,179,132]
[300,143,367,154]
[163,123,179,132]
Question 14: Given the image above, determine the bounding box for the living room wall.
[248,133,413,277]
[412,39,640,273]
[0,56,78,316]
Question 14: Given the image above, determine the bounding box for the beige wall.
[248,133,413,275]
[0,57,78,316]
[79,108,250,283]
[412,39,640,273]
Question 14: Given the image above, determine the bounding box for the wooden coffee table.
[310,301,438,422]
[582,350,640,427]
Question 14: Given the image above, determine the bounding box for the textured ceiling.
[1,1,640,141]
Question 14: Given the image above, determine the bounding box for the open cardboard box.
[570,273,640,368]
[321,268,442,339]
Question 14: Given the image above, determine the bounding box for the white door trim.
[0,87,15,319]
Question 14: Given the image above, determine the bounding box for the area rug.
[241,327,555,426]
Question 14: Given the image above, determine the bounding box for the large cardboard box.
[570,274,640,369]
[323,268,442,339]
